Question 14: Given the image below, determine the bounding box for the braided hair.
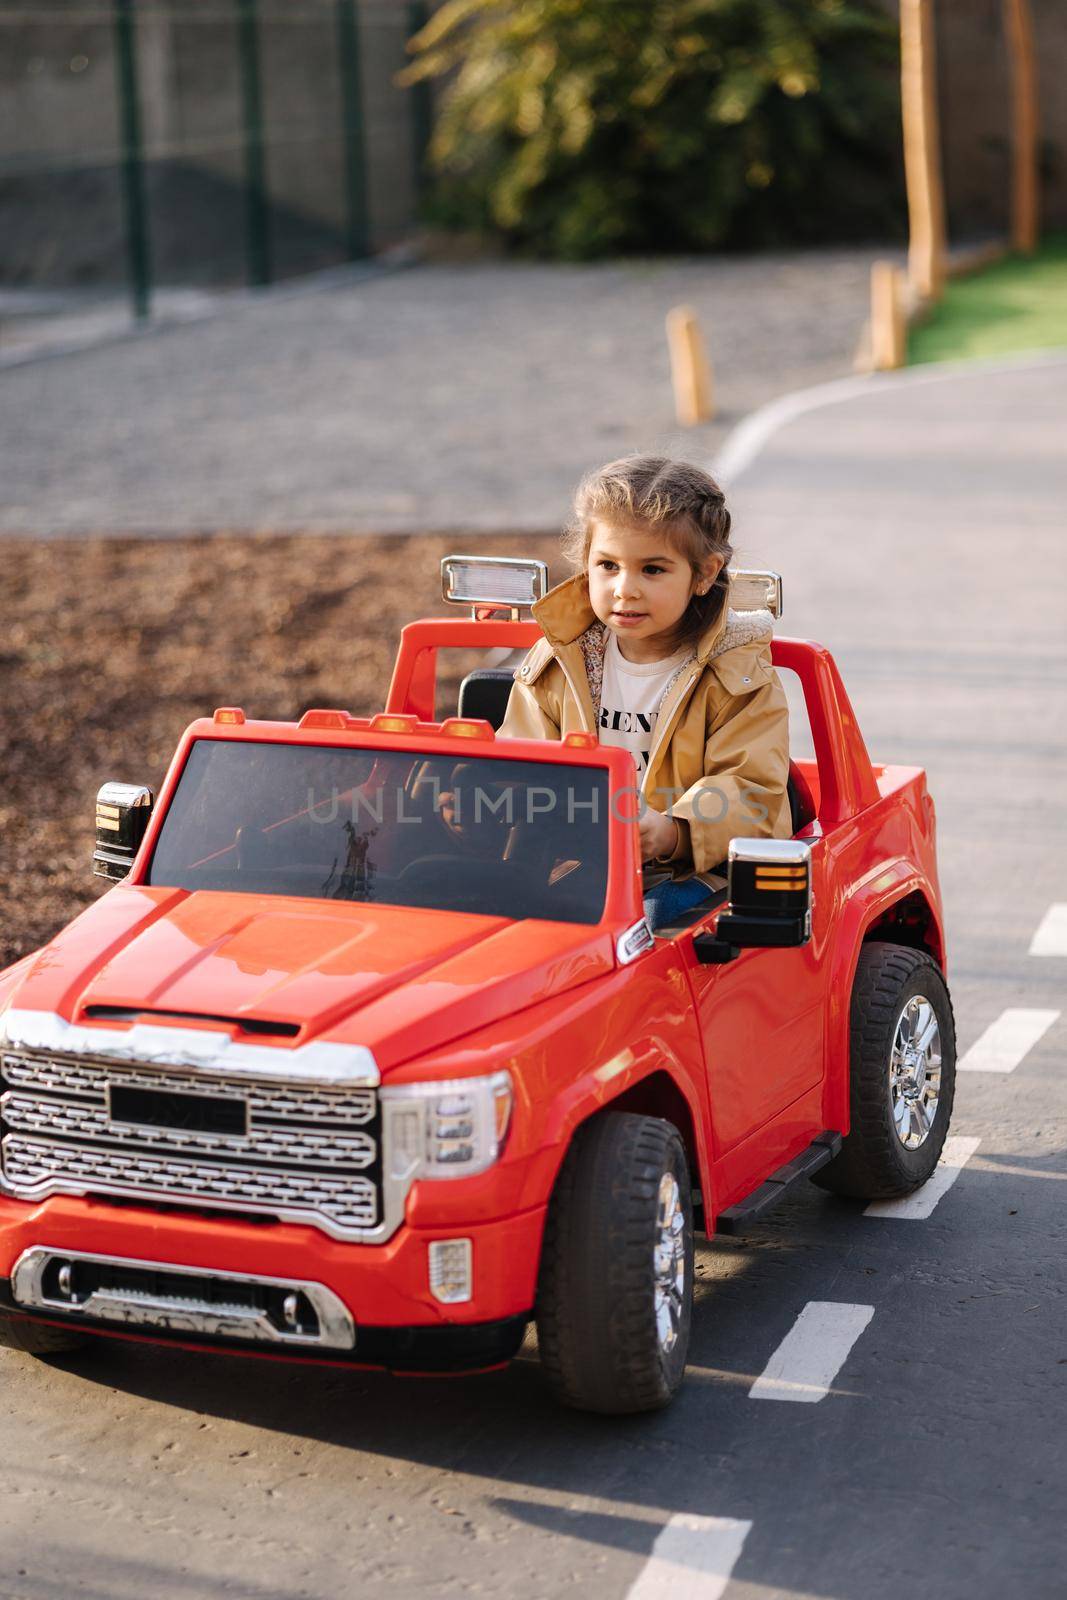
[562,455,734,652]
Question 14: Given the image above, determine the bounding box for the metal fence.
[0,0,431,316]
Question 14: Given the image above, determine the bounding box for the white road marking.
[864,1135,981,1219]
[626,1515,752,1600]
[1029,903,1067,957]
[958,1008,1060,1073]
[748,1301,874,1403]
[711,348,1067,485]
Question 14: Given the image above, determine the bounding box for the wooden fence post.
[900,0,946,302]
[1003,0,1039,253]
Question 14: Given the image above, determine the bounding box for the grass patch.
[908,233,1067,364]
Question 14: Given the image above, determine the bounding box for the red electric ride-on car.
[0,556,955,1413]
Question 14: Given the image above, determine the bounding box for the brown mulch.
[1,532,565,969]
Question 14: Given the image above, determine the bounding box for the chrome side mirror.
[93,782,154,881]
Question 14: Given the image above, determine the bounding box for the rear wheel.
[814,941,956,1200]
[0,1311,90,1358]
[536,1111,693,1414]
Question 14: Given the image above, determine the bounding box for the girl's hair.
[562,455,734,652]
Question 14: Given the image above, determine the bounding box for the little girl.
[499,455,792,930]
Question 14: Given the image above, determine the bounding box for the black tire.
[814,941,956,1200]
[0,1311,91,1358]
[536,1111,693,1414]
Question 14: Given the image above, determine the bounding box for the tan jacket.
[498,573,792,878]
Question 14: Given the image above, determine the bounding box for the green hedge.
[402,0,904,259]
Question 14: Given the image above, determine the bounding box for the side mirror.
[93,782,154,881]
[693,838,812,965]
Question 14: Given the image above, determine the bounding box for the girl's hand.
[638,808,679,863]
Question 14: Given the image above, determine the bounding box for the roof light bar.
[441,555,548,619]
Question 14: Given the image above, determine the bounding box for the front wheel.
[0,1311,91,1358]
[814,941,956,1200]
[536,1111,693,1414]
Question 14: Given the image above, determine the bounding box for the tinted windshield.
[146,741,610,924]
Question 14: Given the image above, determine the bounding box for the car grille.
[0,1048,381,1239]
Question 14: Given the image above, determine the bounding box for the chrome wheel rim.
[653,1171,686,1354]
[889,994,942,1150]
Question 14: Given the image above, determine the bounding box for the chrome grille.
[0,1048,381,1239]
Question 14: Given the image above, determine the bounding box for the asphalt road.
[0,251,878,537]
[2,353,1065,1600]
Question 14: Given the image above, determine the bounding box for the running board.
[715,1132,843,1235]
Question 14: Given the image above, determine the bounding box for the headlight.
[381,1071,513,1181]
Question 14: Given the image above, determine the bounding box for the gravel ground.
[0,530,564,970]
[0,250,886,537]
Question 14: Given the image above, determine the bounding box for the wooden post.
[666,306,714,427]
[900,0,946,302]
[1003,0,1039,253]
[870,261,907,370]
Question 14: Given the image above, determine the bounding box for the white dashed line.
[1030,903,1067,956]
[864,1135,981,1219]
[748,1301,874,1403]
[958,1008,1060,1073]
[626,1515,752,1600]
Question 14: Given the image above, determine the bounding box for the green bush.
[402,0,904,259]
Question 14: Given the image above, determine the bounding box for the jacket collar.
[532,571,759,663]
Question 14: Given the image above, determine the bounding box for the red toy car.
[0,557,956,1412]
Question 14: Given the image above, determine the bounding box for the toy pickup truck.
[0,556,955,1413]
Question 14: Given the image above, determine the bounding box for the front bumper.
[0,1274,529,1372]
[0,1192,545,1352]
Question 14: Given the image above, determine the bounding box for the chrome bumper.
[10,1247,356,1351]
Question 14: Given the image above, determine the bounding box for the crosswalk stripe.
[1029,903,1067,956]
[748,1301,874,1403]
[625,1515,752,1600]
[958,1008,1060,1073]
[864,1135,981,1219]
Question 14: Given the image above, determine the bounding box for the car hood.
[3,885,615,1074]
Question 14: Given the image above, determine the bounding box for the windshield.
[146,740,610,924]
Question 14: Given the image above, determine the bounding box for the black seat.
[787,762,817,833]
[457,668,516,730]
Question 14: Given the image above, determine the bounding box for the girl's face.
[586,517,723,662]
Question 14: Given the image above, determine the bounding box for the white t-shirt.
[598,633,692,778]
